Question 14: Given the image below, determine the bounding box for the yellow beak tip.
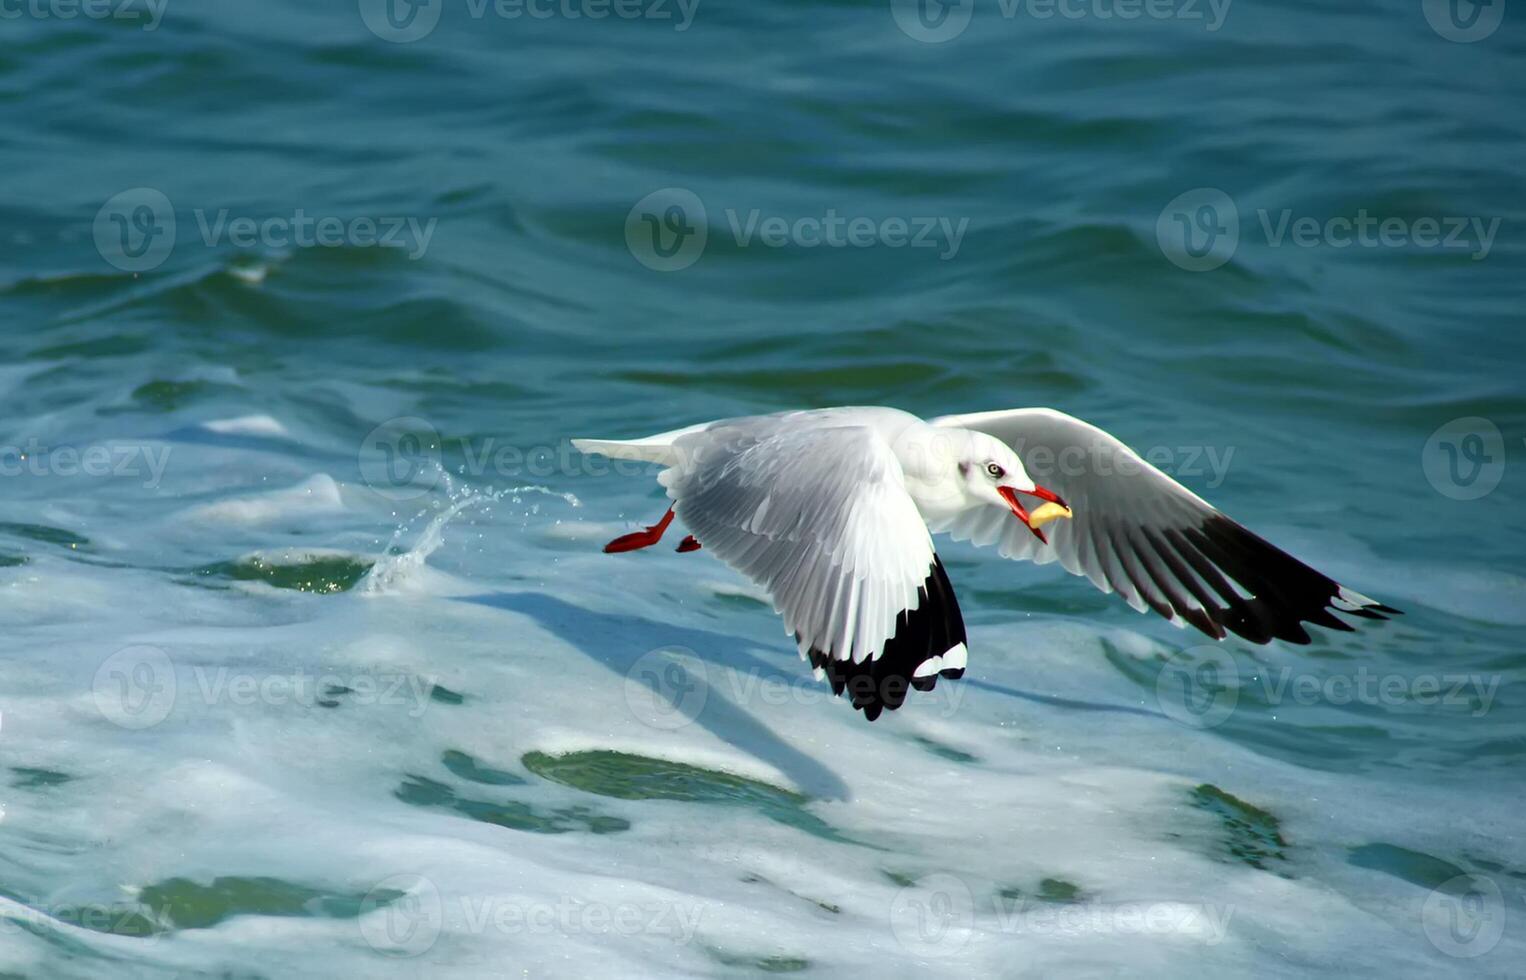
[1027,502,1074,529]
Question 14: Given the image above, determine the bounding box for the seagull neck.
[891,423,972,523]
[904,477,970,524]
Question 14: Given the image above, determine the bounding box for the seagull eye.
[986,463,1005,479]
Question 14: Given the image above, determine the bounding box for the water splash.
[359,479,579,596]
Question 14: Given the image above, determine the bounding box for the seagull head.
[959,431,1071,544]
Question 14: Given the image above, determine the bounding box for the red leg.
[676,535,701,553]
[603,506,677,554]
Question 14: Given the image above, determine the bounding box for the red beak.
[997,485,1067,544]
[1025,485,1067,509]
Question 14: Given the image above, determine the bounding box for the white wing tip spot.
[1332,586,1379,611]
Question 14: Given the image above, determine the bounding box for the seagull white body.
[574,406,1397,720]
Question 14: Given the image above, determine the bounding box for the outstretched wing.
[932,408,1398,644]
[661,422,967,720]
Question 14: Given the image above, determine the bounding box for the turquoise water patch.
[315,684,351,708]
[26,334,149,360]
[196,554,374,594]
[441,750,526,786]
[0,522,89,551]
[135,876,399,931]
[707,589,771,611]
[10,767,72,789]
[1186,785,1290,874]
[395,774,628,835]
[1348,843,1469,891]
[429,685,466,705]
[125,380,229,413]
[706,948,810,973]
[911,735,979,764]
[1462,854,1526,882]
[521,751,849,843]
[1000,877,1086,905]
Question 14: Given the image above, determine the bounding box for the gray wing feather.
[932,407,1397,643]
[660,423,935,665]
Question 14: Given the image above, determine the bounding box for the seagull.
[573,407,1398,721]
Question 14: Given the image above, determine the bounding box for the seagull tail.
[571,436,681,465]
[572,420,715,466]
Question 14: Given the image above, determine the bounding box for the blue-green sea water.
[1,1,1523,977]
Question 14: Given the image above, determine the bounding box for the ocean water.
[2,1,1523,976]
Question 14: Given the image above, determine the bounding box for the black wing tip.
[808,647,965,721]
[1169,515,1403,646]
[806,557,968,721]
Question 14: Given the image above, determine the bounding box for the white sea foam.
[1,433,1516,980]
[181,473,344,524]
[201,414,289,437]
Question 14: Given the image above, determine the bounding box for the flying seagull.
[573,407,1398,720]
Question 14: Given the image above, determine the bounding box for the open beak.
[997,485,1072,544]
